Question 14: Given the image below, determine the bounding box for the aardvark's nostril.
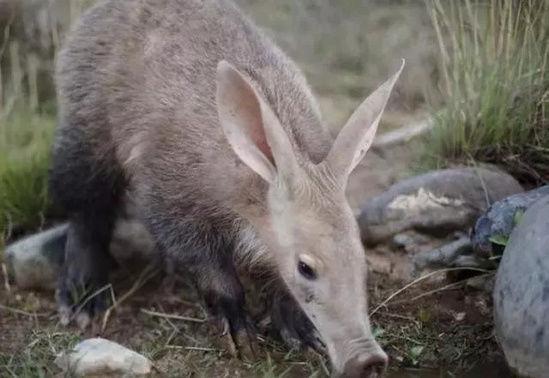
[342,352,388,378]
[361,353,388,377]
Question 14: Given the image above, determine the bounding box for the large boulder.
[494,195,549,377]
[358,167,523,245]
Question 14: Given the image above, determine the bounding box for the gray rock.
[494,196,549,378]
[358,167,523,245]
[390,231,431,254]
[472,185,549,259]
[110,217,156,262]
[412,236,494,274]
[5,224,67,290]
[391,233,417,250]
[5,215,156,290]
[466,274,494,293]
[55,338,152,376]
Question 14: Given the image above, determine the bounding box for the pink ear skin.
[325,60,405,183]
[216,60,299,184]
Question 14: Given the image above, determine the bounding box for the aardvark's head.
[217,59,404,377]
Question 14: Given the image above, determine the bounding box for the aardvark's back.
[55,0,330,209]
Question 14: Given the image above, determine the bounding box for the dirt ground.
[0,116,512,377]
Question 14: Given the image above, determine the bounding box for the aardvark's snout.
[340,351,388,377]
[331,337,388,378]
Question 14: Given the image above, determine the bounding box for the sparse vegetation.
[424,0,549,185]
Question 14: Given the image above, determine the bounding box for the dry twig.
[140,308,206,324]
[1,263,11,293]
[0,303,49,318]
[101,265,159,331]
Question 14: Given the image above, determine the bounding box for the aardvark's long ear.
[216,60,299,184]
[325,60,405,184]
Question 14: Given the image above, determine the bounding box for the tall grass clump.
[425,0,549,184]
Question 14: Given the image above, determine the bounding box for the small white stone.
[55,338,152,377]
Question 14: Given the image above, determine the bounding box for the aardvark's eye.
[298,260,317,280]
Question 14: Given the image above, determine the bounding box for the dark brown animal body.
[51,0,402,376]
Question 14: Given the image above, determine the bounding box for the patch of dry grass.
[424,0,549,185]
